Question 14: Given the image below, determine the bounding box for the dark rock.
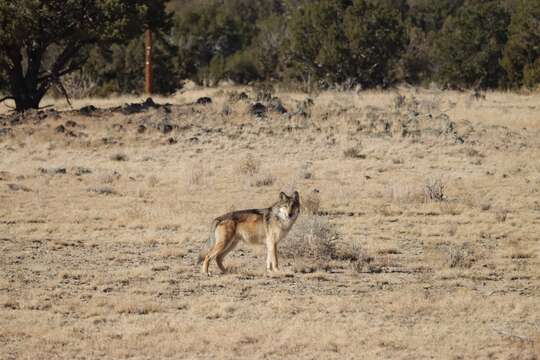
[249,102,267,118]
[8,183,31,192]
[79,105,97,115]
[166,137,178,145]
[38,167,66,175]
[157,123,173,134]
[137,125,147,134]
[44,109,60,119]
[196,97,212,105]
[65,120,77,127]
[143,97,157,107]
[120,97,160,114]
[268,97,287,114]
[228,91,249,103]
[102,137,118,145]
[55,125,65,133]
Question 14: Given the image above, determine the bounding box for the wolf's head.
[273,191,300,224]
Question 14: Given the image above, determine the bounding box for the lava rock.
[249,102,267,118]
[196,97,212,105]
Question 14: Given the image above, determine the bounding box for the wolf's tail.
[197,220,218,264]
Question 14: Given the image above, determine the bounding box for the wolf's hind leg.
[216,238,239,273]
[216,255,227,273]
[201,223,234,275]
[202,244,225,275]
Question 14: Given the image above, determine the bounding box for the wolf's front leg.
[266,240,279,272]
[266,244,273,272]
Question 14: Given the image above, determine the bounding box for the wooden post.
[145,30,153,95]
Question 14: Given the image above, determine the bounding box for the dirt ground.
[1,87,539,359]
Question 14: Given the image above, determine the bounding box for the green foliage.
[501,0,540,88]
[344,0,408,87]
[0,0,171,110]
[251,15,287,80]
[173,0,270,82]
[3,0,540,103]
[433,1,510,88]
[84,35,178,96]
[224,51,261,84]
[284,0,407,88]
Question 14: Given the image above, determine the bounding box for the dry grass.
[1,86,539,359]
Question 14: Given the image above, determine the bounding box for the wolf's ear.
[279,192,288,201]
[293,191,300,200]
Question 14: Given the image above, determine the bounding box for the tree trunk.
[11,75,43,112]
[7,48,46,112]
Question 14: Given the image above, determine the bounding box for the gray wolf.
[198,191,300,275]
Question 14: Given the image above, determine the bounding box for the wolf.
[198,191,300,275]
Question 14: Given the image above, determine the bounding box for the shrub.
[283,215,338,261]
[238,154,260,176]
[250,172,275,187]
[424,178,446,202]
[501,0,540,88]
[446,243,474,269]
[283,0,407,88]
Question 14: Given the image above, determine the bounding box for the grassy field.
[1,86,539,359]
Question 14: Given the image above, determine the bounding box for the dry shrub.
[239,154,274,187]
[351,255,381,273]
[221,103,232,117]
[386,183,424,204]
[60,71,96,99]
[147,175,159,188]
[424,178,446,202]
[227,90,249,103]
[494,207,509,223]
[188,167,204,187]
[238,154,260,176]
[250,172,275,187]
[510,251,534,260]
[440,201,462,216]
[301,190,321,215]
[114,296,163,315]
[298,162,313,180]
[99,172,120,184]
[88,186,116,196]
[283,215,338,261]
[446,243,475,268]
[447,223,458,237]
[343,146,365,159]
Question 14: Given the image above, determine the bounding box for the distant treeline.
[4,0,540,96]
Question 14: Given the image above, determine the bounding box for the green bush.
[225,51,261,84]
[433,1,510,88]
[83,35,179,96]
[501,0,540,88]
[282,0,406,89]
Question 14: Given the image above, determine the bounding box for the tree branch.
[37,42,83,82]
[55,78,73,109]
